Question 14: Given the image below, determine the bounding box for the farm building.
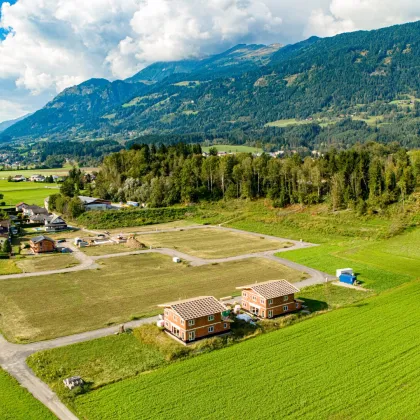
[29,235,56,254]
[45,214,67,232]
[78,196,112,211]
[159,296,231,343]
[237,280,302,319]
[11,175,27,182]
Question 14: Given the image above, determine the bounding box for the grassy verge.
[0,259,22,275]
[0,368,56,419]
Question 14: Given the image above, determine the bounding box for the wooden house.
[237,280,302,319]
[45,214,67,232]
[29,235,56,253]
[159,296,231,343]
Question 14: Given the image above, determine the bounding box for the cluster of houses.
[9,174,59,182]
[16,203,68,231]
[159,280,301,344]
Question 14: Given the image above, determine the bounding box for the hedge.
[77,207,196,229]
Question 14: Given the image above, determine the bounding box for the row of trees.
[92,142,420,211]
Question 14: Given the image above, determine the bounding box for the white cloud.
[1,0,420,121]
[0,99,30,121]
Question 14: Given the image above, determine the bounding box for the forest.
[84,142,420,212]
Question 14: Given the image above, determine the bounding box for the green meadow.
[201,145,263,154]
[0,179,59,206]
[0,368,55,420]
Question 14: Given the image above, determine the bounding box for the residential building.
[237,280,302,319]
[15,202,28,212]
[44,214,67,232]
[29,236,56,253]
[159,296,231,343]
[11,175,27,182]
[23,205,49,218]
[30,174,46,182]
[78,196,112,211]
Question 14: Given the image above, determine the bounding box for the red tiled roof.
[237,280,300,299]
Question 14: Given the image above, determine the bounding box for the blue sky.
[1,0,420,123]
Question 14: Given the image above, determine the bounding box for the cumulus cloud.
[0,98,30,121]
[1,0,420,121]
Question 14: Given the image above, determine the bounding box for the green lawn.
[201,145,263,154]
[0,368,56,420]
[0,179,59,206]
[81,244,140,256]
[0,167,97,178]
[72,280,420,419]
[139,228,290,258]
[15,254,79,273]
[0,253,305,342]
[0,258,22,275]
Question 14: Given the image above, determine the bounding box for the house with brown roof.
[237,280,302,319]
[159,296,231,343]
[29,235,56,254]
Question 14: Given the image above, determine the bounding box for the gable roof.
[236,280,300,299]
[30,235,54,244]
[159,296,227,320]
[46,214,66,224]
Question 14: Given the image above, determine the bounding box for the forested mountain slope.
[4,21,420,143]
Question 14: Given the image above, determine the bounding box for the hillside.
[0,114,30,133]
[4,21,420,145]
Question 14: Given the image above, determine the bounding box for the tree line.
[91,142,420,212]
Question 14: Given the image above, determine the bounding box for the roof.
[78,196,107,204]
[236,280,300,299]
[24,205,48,214]
[46,214,66,224]
[159,296,227,320]
[29,214,49,222]
[16,202,28,207]
[30,235,54,244]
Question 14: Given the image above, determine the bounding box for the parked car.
[57,239,66,243]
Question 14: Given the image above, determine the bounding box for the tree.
[2,240,11,254]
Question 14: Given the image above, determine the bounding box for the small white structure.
[156,319,165,328]
[172,257,181,263]
[74,237,82,246]
[233,304,241,314]
[63,376,84,390]
[336,268,353,278]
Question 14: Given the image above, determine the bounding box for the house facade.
[45,215,67,232]
[237,280,302,319]
[0,220,11,246]
[159,296,231,343]
[23,205,49,218]
[29,236,56,253]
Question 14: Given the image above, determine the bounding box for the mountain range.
[3,20,420,143]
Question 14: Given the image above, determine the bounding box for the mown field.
[15,253,78,273]
[0,253,305,342]
[72,280,420,419]
[0,167,97,178]
[0,368,56,420]
[0,179,59,206]
[139,227,290,258]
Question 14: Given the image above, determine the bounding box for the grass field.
[0,179,59,206]
[71,280,420,419]
[0,259,21,275]
[81,244,140,256]
[0,253,305,342]
[15,254,78,273]
[102,220,197,234]
[27,283,368,399]
[0,368,56,420]
[0,167,97,178]
[201,145,263,154]
[139,228,290,258]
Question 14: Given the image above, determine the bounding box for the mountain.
[4,21,420,143]
[0,114,30,132]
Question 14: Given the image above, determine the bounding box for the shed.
[339,273,357,285]
[336,268,353,278]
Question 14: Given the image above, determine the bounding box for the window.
[208,315,215,321]
[283,305,289,312]
[268,310,273,318]
[260,298,265,304]
[165,321,169,327]
[164,309,169,316]
[283,295,289,302]
[243,292,247,297]
[252,295,256,301]
[268,299,273,305]
[188,331,195,341]
[173,315,178,321]
[188,319,195,326]
[243,301,247,307]
[208,326,214,333]
[181,319,185,326]
[223,323,228,328]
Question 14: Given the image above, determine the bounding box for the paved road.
[0,225,333,419]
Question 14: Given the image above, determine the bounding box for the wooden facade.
[30,236,56,253]
[160,296,230,343]
[238,280,302,319]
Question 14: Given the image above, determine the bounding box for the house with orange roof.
[237,280,302,319]
[159,296,231,343]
